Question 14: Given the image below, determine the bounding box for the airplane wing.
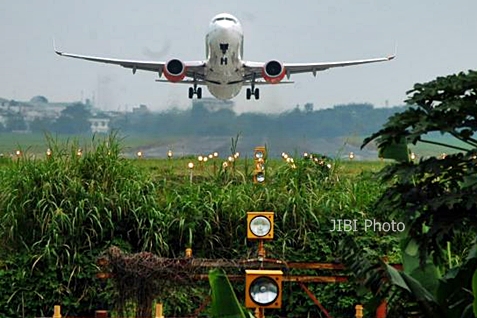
[54,48,206,78]
[243,54,395,80]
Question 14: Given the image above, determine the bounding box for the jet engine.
[262,60,286,84]
[163,59,187,82]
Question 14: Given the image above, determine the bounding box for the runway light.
[303,152,309,158]
[228,156,235,162]
[349,152,355,160]
[234,152,240,159]
[245,270,283,309]
[188,162,194,169]
[247,212,274,240]
[253,146,267,184]
[203,156,208,162]
[213,152,219,158]
[77,149,83,157]
[46,148,52,157]
[137,151,143,158]
[208,154,213,159]
[222,161,228,168]
[410,152,416,160]
[167,150,173,158]
[15,150,21,157]
[198,155,203,162]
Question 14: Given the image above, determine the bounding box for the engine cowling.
[163,59,187,82]
[262,60,286,84]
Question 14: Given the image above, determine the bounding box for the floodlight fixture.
[245,269,283,309]
[247,212,274,240]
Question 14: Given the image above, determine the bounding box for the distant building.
[89,116,110,134]
[192,98,234,112]
[132,104,150,115]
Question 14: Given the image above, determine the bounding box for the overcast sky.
[0,1,476,113]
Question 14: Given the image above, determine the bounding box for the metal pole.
[52,305,61,318]
[255,307,265,318]
[155,303,165,318]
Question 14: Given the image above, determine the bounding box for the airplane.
[55,12,395,101]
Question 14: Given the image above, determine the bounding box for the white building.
[89,117,110,134]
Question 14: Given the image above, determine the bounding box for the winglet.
[53,37,63,56]
[387,42,398,60]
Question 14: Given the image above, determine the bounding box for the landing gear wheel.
[188,87,194,99]
[254,88,260,100]
[197,87,202,99]
[246,88,252,100]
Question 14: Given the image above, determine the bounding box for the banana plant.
[208,269,254,318]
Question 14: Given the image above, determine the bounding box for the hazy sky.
[1,1,476,113]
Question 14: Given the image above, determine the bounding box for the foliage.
[109,102,405,138]
[362,70,477,263]
[340,236,477,318]
[53,102,92,134]
[0,133,167,317]
[209,269,249,318]
[0,133,393,317]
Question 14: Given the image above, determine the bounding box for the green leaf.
[472,268,477,317]
[378,137,410,162]
[208,269,247,318]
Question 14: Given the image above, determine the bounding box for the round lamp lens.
[250,216,271,237]
[250,276,279,306]
[255,151,264,159]
[256,172,265,183]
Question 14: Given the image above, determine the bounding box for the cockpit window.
[213,17,237,23]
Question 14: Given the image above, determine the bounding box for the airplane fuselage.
[205,13,244,99]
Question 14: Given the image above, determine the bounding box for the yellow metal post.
[155,303,165,318]
[355,304,363,318]
[255,307,265,318]
[53,305,61,318]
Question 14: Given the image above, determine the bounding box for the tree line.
[112,102,406,138]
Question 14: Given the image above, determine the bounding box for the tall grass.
[0,135,394,317]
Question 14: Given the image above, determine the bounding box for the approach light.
[222,161,228,168]
[349,152,355,160]
[203,156,208,162]
[188,162,194,169]
[254,146,266,160]
[213,152,219,158]
[247,212,274,240]
[228,156,235,162]
[46,148,52,157]
[234,152,240,159]
[253,170,265,184]
[77,149,83,157]
[198,155,203,162]
[208,154,213,159]
[15,150,21,157]
[167,150,173,158]
[137,151,143,158]
[410,152,416,161]
[303,152,309,158]
[245,270,283,309]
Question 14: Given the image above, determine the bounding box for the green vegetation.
[349,69,477,316]
[0,133,395,317]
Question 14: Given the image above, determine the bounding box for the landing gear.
[188,74,202,99]
[246,88,259,100]
[189,87,202,99]
[246,73,259,100]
